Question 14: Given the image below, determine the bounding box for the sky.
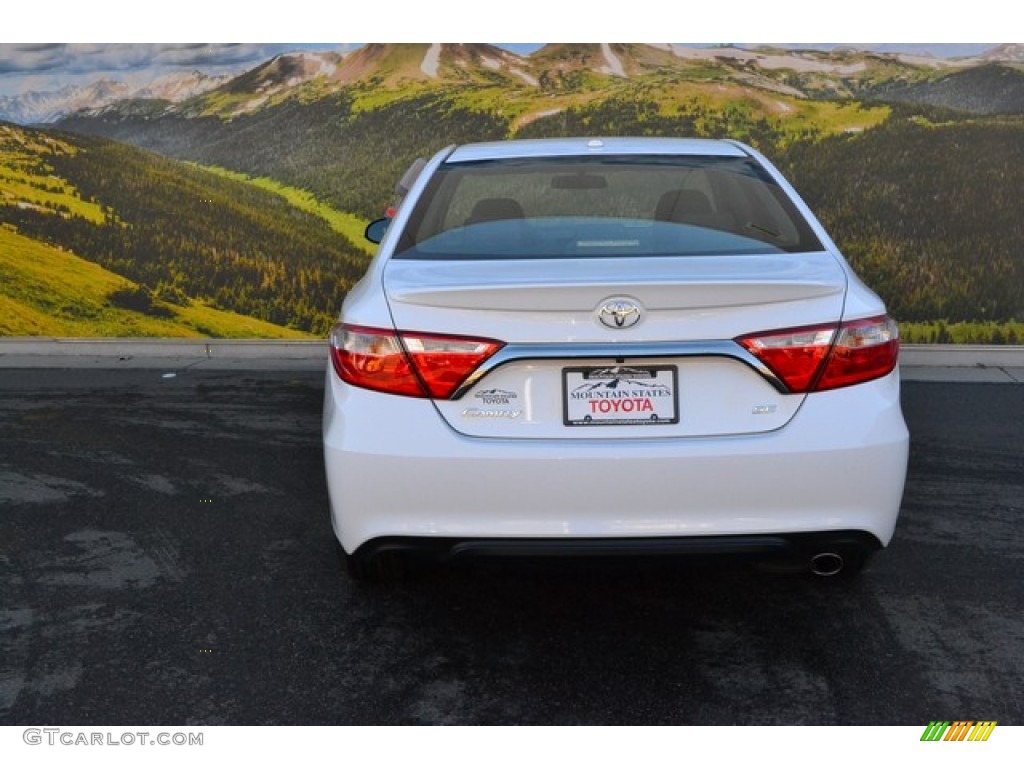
[0,1,1008,98]
[0,44,357,97]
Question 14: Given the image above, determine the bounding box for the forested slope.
[781,114,1024,323]
[1,123,368,335]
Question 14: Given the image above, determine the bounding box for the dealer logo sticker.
[475,389,518,405]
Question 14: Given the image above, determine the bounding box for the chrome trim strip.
[452,340,788,399]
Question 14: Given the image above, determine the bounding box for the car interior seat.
[465,197,525,225]
[655,189,735,232]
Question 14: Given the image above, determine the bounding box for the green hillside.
[781,113,1024,324]
[0,125,107,224]
[60,80,887,221]
[0,227,311,338]
[0,121,368,336]
[195,164,374,256]
[866,64,1024,115]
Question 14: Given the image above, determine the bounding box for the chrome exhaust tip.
[810,552,844,577]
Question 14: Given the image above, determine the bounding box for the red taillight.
[738,316,899,393]
[329,324,503,399]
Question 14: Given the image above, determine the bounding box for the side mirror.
[364,217,390,244]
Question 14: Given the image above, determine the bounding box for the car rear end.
[323,137,909,578]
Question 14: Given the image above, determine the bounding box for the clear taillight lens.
[329,324,503,399]
[738,315,899,393]
[815,316,900,391]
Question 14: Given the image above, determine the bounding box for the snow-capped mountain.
[978,43,1024,62]
[0,70,230,124]
[135,70,233,102]
[0,80,132,124]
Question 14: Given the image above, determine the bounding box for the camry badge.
[597,298,642,329]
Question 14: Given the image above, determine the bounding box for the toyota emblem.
[597,298,642,329]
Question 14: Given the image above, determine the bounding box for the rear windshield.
[393,155,823,260]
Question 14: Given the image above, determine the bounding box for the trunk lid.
[382,253,847,438]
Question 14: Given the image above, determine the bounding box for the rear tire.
[336,542,405,583]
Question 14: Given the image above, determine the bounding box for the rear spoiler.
[395,157,428,199]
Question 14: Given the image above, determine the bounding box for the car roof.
[445,137,749,164]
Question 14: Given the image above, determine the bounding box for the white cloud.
[0,44,317,76]
[0,43,358,98]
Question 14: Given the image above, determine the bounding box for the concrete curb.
[899,344,1024,369]
[0,338,324,358]
[0,339,1022,381]
[899,345,1024,383]
[0,338,328,370]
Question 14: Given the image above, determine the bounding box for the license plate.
[563,365,679,426]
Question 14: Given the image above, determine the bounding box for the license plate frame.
[562,365,679,427]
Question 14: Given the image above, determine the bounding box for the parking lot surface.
[1,368,1021,725]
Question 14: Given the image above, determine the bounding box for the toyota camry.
[323,137,909,580]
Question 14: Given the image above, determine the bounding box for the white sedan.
[323,137,909,580]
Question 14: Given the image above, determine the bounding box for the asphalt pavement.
[0,364,1022,725]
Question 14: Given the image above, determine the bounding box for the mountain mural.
[2,43,1023,341]
[5,43,1024,126]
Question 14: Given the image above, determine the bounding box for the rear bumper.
[323,368,909,554]
[353,530,881,566]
